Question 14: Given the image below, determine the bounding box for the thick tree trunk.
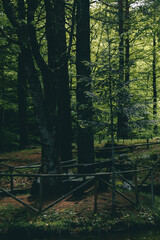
[55,0,72,163]
[2,0,70,198]
[76,0,94,171]
[23,47,60,196]
[22,47,57,173]
[45,0,72,163]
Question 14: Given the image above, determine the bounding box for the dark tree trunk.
[2,0,71,198]
[0,65,5,152]
[55,0,72,163]
[44,0,72,163]
[26,1,58,173]
[18,52,28,149]
[76,0,94,171]
[23,47,61,196]
[17,0,28,149]
[23,47,57,173]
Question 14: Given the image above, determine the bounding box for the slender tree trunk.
[124,0,130,136]
[125,0,130,85]
[117,0,124,140]
[18,52,28,149]
[0,65,5,152]
[107,25,116,213]
[117,0,130,140]
[17,0,28,149]
[153,32,157,134]
[68,0,76,91]
[76,0,94,171]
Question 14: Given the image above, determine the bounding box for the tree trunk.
[17,0,28,149]
[125,0,130,85]
[0,65,5,152]
[18,52,28,149]
[44,0,72,163]
[117,0,130,140]
[124,0,130,136]
[2,0,72,197]
[153,32,157,134]
[76,0,94,171]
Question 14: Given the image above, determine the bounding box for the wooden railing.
[0,161,154,213]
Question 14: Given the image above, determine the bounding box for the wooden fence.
[0,161,154,213]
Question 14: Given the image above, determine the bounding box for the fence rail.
[0,161,154,213]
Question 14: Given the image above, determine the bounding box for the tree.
[17,0,28,149]
[44,0,72,163]
[76,0,94,171]
[0,8,19,152]
[2,0,72,178]
[117,0,131,140]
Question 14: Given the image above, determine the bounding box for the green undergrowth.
[1,193,160,238]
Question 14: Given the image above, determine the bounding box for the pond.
[3,230,160,240]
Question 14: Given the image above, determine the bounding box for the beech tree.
[2,0,72,175]
[76,0,94,170]
[17,0,28,149]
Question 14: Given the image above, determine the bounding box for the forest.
[0,0,160,175]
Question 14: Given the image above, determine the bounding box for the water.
[4,229,160,240]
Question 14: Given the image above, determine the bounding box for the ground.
[0,189,132,212]
[0,141,160,236]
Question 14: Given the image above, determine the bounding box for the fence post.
[134,164,139,205]
[38,177,43,212]
[10,167,13,194]
[94,177,98,214]
[151,168,154,207]
[112,164,116,214]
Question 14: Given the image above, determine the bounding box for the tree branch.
[2,0,23,29]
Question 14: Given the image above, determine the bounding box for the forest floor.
[1,140,160,237]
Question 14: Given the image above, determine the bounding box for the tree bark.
[18,52,28,149]
[125,0,130,85]
[44,0,72,163]
[0,64,5,152]
[153,32,157,134]
[76,0,94,171]
[117,0,130,140]
[3,0,72,175]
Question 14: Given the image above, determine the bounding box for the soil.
[0,187,135,214]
